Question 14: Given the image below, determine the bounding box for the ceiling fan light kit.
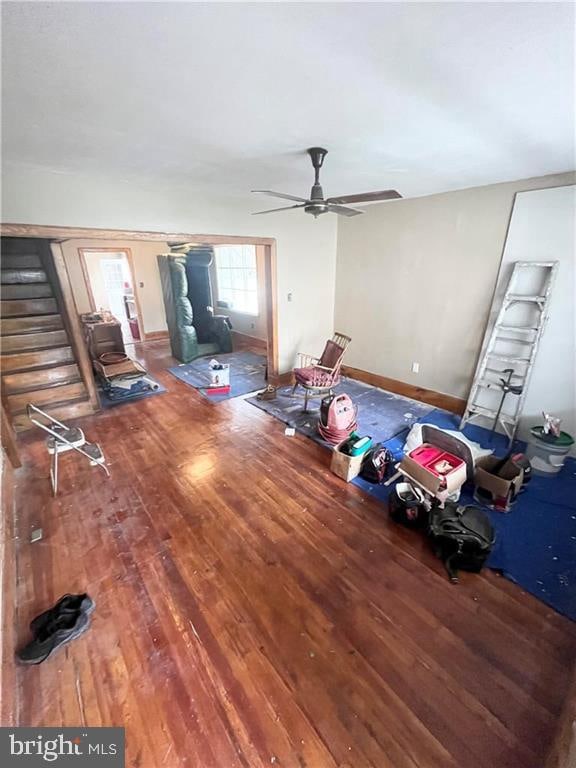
[252,147,402,218]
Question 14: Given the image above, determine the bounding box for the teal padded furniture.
[157,248,233,363]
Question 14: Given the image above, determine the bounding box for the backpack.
[360,444,392,484]
[428,503,495,583]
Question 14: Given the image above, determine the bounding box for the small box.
[474,455,524,512]
[331,441,365,482]
[398,443,467,499]
[208,361,230,388]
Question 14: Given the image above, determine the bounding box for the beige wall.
[61,239,170,335]
[334,172,576,400]
[3,166,337,372]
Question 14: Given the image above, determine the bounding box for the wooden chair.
[292,332,351,411]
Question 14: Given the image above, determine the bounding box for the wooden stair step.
[1,238,44,256]
[2,364,81,395]
[1,329,68,354]
[13,398,97,432]
[1,314,64,336]
[1,297,58,316]
[0,346,76,374]
[1,268,48,285]
[1,283,53,300]
[7,381,88,415]
[0,253,42,269]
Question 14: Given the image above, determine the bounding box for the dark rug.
[247,377,434,446]
[167,351,267,402]
[99,377,167,409]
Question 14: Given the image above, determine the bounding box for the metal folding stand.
[26,403,110,496]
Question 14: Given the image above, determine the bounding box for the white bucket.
[526,432,573,476]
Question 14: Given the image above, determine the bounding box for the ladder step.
[488,353,530,363]
[466,404,516,425]
[515,261,557,268]
[476,378,526,391]
[505,294,547,303]
[484,367,524,379]
[496,325,538,333]
[494,335,534,344]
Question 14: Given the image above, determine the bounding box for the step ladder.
[460,261,558,446]
[27,403,110,496]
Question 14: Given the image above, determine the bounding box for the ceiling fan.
[252,147,402,218]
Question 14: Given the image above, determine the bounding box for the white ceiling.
[2,2,574,201]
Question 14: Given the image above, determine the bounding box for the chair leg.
[291,381,299,397]
[304,389,309,412]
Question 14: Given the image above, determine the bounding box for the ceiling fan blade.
[251,190,309,203]
[326,190,402,204]
[252,204,307,215]
[326,204,364,217]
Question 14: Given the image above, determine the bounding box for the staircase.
[1,238,100,430]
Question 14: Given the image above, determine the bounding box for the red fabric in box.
[408,444,465,478]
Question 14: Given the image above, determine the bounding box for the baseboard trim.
[144,330,169,341]
[269,371,293,387]
[341,365,466,415]
[231,330,267,350]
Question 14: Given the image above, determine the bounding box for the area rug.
[99,377,167,409]
[247,377,435,446]
[167,351,267,402]
[356,409,576,622]
[249,381,576,621]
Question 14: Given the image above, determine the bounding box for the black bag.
[428,503,495,583]
[360,444,392,484]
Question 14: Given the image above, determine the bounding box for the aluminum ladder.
[460,261,558,445]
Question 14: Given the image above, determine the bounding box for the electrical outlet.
[412,362,420,374]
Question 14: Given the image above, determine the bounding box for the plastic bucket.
[525,427,574,476]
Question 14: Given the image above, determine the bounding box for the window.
[214,245,258,315]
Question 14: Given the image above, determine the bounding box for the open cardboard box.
[398,447,467,499]
[330,440,365,482]
[474,455,524,511]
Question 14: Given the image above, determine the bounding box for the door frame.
[0,224,279,378]
[78,246,144,342]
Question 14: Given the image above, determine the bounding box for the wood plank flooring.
[10,341,576,768]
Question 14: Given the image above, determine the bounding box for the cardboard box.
[330,441,365,482]
[398,444,467,499]
[474,455,524,512]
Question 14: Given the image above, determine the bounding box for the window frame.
[213,245,259,317]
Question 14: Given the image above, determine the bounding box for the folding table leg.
[50,450,58,497]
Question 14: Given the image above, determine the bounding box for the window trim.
[213,245,260,317]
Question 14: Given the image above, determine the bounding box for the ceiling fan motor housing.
[305,203,328,217]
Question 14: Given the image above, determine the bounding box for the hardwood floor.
[9,340,576,768]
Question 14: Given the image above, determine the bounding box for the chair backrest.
[318,332,351,374]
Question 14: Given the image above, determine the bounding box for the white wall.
[61,239,170,334]
[2,166,338,371]
[334,172,575,399]
[490,185,575,445]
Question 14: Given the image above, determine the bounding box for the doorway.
[79,248,142,345]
